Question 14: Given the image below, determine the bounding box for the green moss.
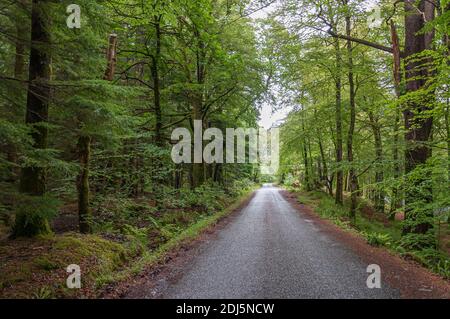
[1,263,33,286]
[34,256,59,271]
[0,233,129,298]
[12,212,52,238]
[48,233,127,278]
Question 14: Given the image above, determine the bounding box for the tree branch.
[327,30,396,55]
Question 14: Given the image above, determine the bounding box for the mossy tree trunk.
[333,31,344,206]
[76,34,117,234]
[77,136,92,234]
[403,0,435,234]
[191,30,206,189]
[368,111,385,214]
[344,3,358,220]
[14,0,52,237]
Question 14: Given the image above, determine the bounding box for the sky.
[250,4,288,129]
[248,1,292,130]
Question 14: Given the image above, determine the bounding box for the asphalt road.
[163,185,400,299]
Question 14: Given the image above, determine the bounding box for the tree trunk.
[192,105,205,188]
[174,164,182,189]
[103,34,117,81]
[14,0,52,237]
[446,102,450,183]
[334,34,344,205]
[152,15,163,147]
[441,1,450,183]
[77,136,91,234]
[302,117,311,191]
[386,22,403,218]
[403,0,435,234]
[191,30,206,189]
[345,7,358,220]
[318,138,333,196]
[368,111,385,214]
[76,34,117,234]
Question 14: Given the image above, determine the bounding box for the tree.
[13,0,52,237]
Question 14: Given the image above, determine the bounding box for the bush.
[398,232,436,250]
[12,195,61,237]
[363,232,391,247]
[122,224,149,254]
[410,248,450,279]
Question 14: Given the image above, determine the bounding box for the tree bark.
[103,34,117,81]
[318,138,333,196]
[77,34,117,234]
[14,0,52,237]
[77,136,91,233]
[302,116,311,191]
[403,0,435,234]
[334,34,344,205]
[344,6,358,220]
[389,22,403,218]
[368,111,385,214]
[191,30,206,188]
[152,15,163,147]
[446,103,450,183]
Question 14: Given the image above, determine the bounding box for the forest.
[0,0,449,299]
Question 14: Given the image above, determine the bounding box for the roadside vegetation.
[285,186,450,280]
[0,181,257,298]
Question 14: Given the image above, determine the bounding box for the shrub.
[363,232,391,247]
[122,224,149,254]
[398,232,436,250]
[410,248,450,279]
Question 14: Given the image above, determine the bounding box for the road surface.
[162,185,399,299]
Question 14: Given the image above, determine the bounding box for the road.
[162,185,400,299]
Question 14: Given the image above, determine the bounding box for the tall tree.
[13,0,52,237]
[343,0,358,218]
[402,0,435,234]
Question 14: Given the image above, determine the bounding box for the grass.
[296,189,402,240]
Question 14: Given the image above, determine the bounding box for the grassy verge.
[0,186,257,299]
[287,187,450,279]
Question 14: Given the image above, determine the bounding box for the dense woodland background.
[0,0,267,236]
[0,0,449,298]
